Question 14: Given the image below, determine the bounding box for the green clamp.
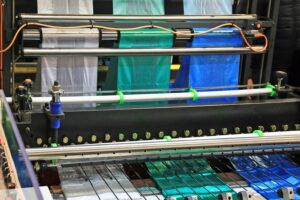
[51,143,58,148]
[253,130,265,137]
[265,84,276,97]
[189,88,199,101]
[163,136,172,142]
[51,143,58,165]
[117,91,125,105]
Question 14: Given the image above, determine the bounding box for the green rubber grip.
[265,84,276,97]
[189,88,199,101]
[117,91,125,105]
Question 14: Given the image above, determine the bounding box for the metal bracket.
[278,187,295,200]
[185,196,198,200]
[219,192,233,200]
[238,191,255,200]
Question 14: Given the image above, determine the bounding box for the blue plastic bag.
[229,155,300,200]
[174,28,243,103]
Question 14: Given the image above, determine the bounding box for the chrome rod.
[23,46,265,56]
[19,14,257,21]
[26,131,300,160]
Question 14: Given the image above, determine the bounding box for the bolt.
[90,135,97,143]
[104,133,111,142]
[209,129,216,136]
[270,125,277,132]
[258,125,265,132]
[132,132,138,140]
[77,136,83,143]
[145,132,151,140]
[234,127,241,134]
[221,128,228,135]
[158,131,164,139]
[246,126,253,133]
[62,136,69,144]
[184,130,191,137]
[171,130,178,138]
[118,133,125,141]
[282,124,289,131]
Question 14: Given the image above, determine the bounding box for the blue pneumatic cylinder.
[50,102,62,129]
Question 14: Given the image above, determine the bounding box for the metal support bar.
[23,46,265,57]
[19,14,257,21]
[25,131,300,160]
[6,88,272,104]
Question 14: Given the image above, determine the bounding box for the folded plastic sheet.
[104,28,173,91]
[183,0,233,15]
[229,154,300,200]
[174,28,243,103]
[146,159,237,200]
[113,0,165,15]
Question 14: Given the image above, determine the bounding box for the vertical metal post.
[241,0,258,84]
[261,0,280,83]
[2,0,12,95]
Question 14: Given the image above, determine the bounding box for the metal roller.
[19,14,257,21]
[22,28,192,42]
[23,46,266,57]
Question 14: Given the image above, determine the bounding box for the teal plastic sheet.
[146,159,237,200]
[104,28,173,91]
[113,0,165,15]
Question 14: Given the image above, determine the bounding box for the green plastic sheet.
[104,28,173,91]
[113,0,165,15]
[146,159,237,200]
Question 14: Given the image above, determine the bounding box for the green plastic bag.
[104,28,173,91]
[146,159,238,200]
[113,0,165,15]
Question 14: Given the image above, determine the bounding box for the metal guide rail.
[26,132,300,161]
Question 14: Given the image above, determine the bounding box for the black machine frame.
[2,0,280,95]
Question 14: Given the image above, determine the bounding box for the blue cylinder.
[50,102,62,129]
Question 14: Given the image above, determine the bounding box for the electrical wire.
[0,22,268,54]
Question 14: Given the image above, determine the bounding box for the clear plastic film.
[113,0,165,15]
[37,0,93,14]
[174,28,243,103]
[37,0,99,101]
[38,28,99,94]
[146,159,237,200]
[183,0,234,15]
[104,28,173,91]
